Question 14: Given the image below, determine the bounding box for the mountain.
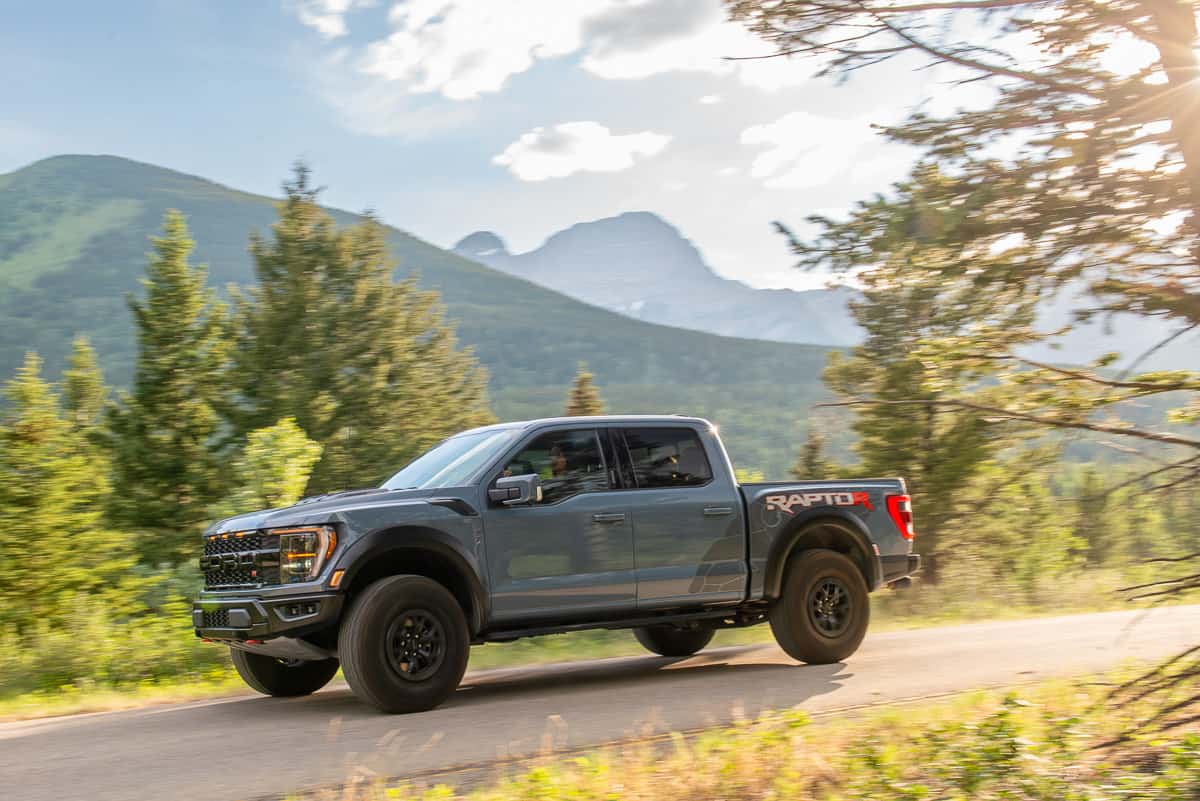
[456,213,1198,370]
[0,155,842,476]
[454,212,861,347]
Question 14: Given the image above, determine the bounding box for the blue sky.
[1,1,980,289]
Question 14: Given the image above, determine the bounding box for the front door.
[482,427,636,624]
[619,426,748,609]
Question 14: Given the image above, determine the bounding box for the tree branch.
[818,397,1200,448]
[970,353,1200,393]
[862,2,1099,96]
[1117,324,1199,381]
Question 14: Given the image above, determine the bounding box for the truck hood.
[205,487,443,534]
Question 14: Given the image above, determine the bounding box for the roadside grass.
[0,567,1185,722]
[321,672,1200,801]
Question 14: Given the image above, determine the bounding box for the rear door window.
[622,427,713,489]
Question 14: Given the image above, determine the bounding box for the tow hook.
[887,577,913,591]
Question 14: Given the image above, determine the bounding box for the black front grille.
[204,532,265,555]
[201,531,280,589]
[201,609,230,628]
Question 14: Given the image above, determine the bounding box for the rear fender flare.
[763,512,880,597]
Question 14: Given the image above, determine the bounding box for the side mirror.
[488,474,543,506]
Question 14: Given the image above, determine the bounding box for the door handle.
[592,513,626,524]
[703,507,733,517]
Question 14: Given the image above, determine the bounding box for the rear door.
[481,426,637,624]
[619,426,748,609]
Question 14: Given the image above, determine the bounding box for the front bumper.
[192,590,343,641]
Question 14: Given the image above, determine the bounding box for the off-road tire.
[338,575,470,714]
[230,648,339,697]
[633,625,715,657]
[769,548,869,664]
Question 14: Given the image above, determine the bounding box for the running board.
[479,606,766,644]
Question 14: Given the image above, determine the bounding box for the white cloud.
[741,111,911,189]
[493,121,671,181]
[319,0,812,102]
[361,0,595,100]
[699,94,722,104]
[291,0,374,39]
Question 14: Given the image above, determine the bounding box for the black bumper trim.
[192,592,343,641]
[880,553,921,584]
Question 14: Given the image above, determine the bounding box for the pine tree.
[108,211,228,564]
[0,354,135,633]
[209,418,323,519]
[791,427,831,480]
[226,165,493,493]
[564,362,605,416]
[736,0,1200,479]
[62,336,107,434]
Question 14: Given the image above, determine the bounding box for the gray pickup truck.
[193,415,919,713]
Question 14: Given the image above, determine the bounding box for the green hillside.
[0,155,837,476]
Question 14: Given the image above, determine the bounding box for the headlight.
[272,525,337,583]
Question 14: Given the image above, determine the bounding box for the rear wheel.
[769,548,869,664]
[633,624,715,657]
[338,575,470,714]
[230,648,339,697]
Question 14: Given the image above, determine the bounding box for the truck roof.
[461,414,714,436]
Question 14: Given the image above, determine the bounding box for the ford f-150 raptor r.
[193,415,919,713]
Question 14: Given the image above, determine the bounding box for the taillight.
[886,494,915,540]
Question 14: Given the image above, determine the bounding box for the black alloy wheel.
[808,578,853,638]
[386,609,447,681]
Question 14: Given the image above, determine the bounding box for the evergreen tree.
[62,336,107,435]
[0,354,135,633]
[108,211,228,564]
[226,165,492,493]
[735,0,1200,483]
[564,362,605,416]
[210,418,323,518]
[791,427,831,480]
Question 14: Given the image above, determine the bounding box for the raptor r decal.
[764,491,874,515]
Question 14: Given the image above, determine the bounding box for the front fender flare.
[331,526,489,635]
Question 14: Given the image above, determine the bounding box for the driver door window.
[501,428,608,504]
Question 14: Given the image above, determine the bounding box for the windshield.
[381,428,522,490]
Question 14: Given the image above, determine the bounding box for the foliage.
[563,362,605,416]
[62,336,107,434]
[0,155,843,484]
[224,165,493,493]
[106,211,229,564]
[817,255,1043,578]
[732,0,1200,475]
[344,680,1200,801]
[210,418,323,518]
[0,354,136,634]
[790,425,833,479]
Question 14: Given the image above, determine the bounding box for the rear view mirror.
[488,474,543,506]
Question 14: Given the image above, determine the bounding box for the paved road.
[4,606,1197,801]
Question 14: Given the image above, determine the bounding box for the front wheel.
[338,575,470,714]
[769,548,869,664]
[230,648,339,697]
[633,625,715,657]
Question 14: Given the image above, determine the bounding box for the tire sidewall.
[340,575,469,713]
[634,625,715,657]
[771,549,870,664]
[230,648,339,697]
